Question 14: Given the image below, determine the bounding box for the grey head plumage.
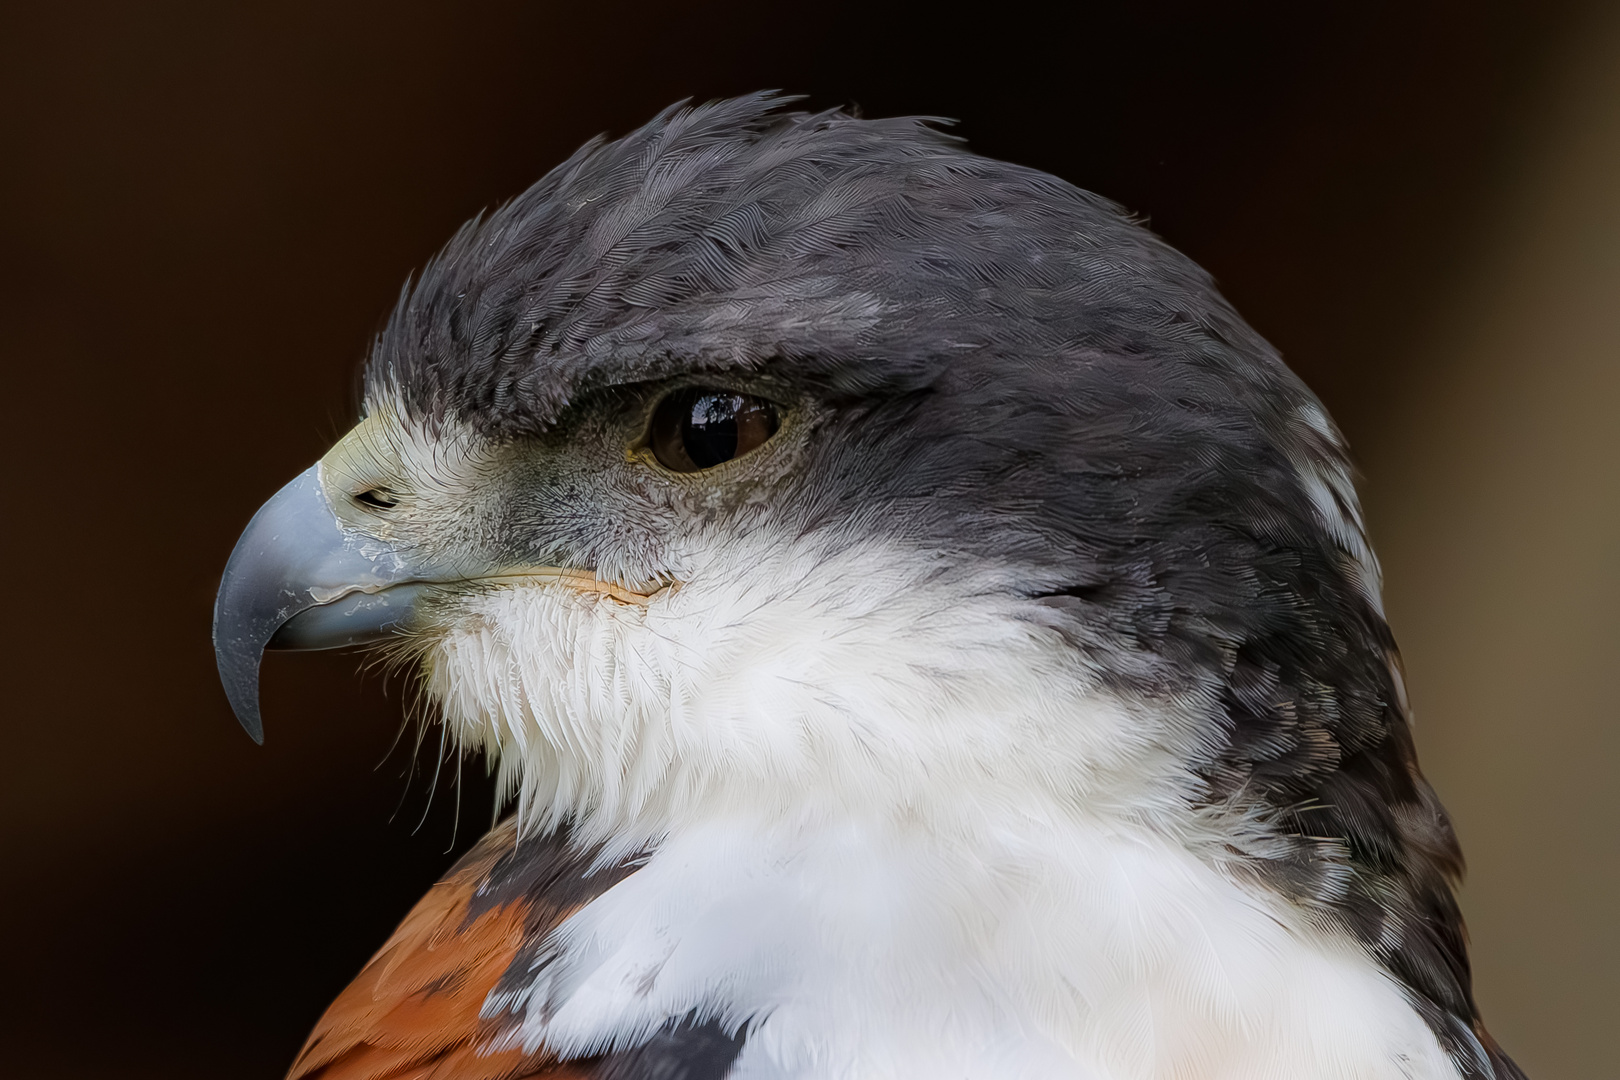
[347,92,1520,1078]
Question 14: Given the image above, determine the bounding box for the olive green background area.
[1,2,1613,1077]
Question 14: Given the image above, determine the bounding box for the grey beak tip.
[214,623,268,744]
[219,676,267,744]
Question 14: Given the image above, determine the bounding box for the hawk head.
[214,94,1511,1076]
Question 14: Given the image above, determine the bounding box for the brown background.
[1,2,1614,1077]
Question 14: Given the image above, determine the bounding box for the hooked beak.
[212,464,429,744]
[213,458,668,744]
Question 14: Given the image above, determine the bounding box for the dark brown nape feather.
[287,820,639,1080]
[1477,1024,1532,1080]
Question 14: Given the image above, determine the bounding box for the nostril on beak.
[355,488,400,510]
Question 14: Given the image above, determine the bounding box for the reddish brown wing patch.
[287,820,629,1080]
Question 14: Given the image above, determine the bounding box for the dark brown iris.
[649,388,779,472]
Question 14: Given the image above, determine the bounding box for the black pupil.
[684,393,745,468]
[650,387,778,472]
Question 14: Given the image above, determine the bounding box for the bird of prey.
[213,94,1525,1080]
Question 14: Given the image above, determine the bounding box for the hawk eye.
[650,388,780,473]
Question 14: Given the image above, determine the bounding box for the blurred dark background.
[2,2,1615,1076]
